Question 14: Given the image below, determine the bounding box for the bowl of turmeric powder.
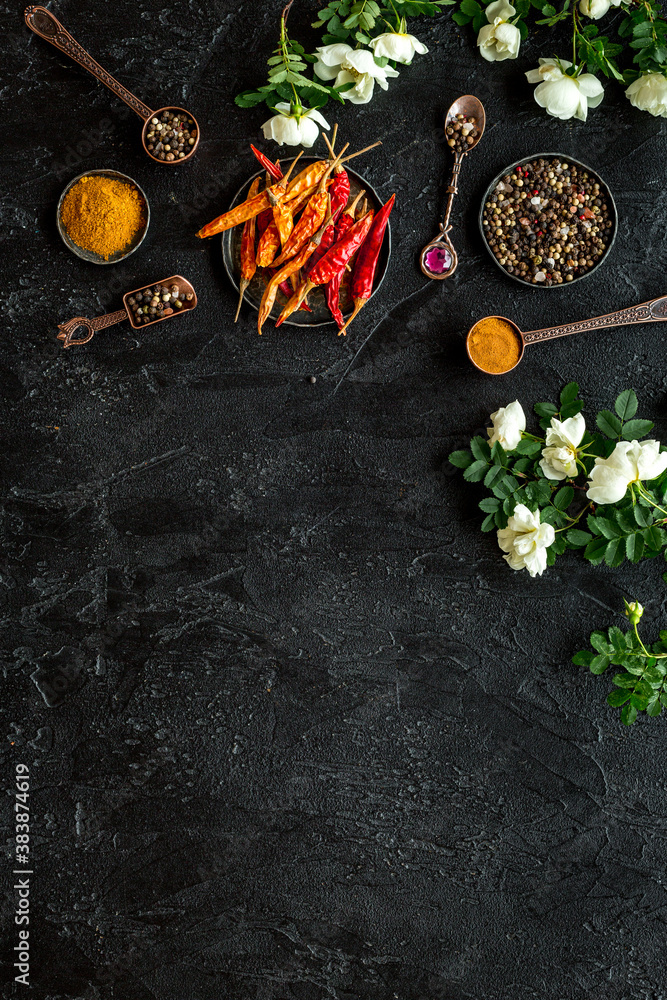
[57,169,150,264]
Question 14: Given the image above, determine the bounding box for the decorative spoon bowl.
[466,295,667,375]
[420,94,486,280]
[24,6,200,165]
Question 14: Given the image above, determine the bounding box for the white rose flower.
[497,504,555,577]
[579,0,610,18]
[261,103,330,148]
[370,31,428,64]
[314,43,399,104]
[539,413,586,481]
[626,72,667,118]
[525,58,604,121]
[487,400,526,452]
[586,439,667,505]
[477,0,521,62]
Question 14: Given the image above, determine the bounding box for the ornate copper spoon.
[24,6,200,165]
[420,95,486,280]
[57,275,197,348]
[466,295,667,375]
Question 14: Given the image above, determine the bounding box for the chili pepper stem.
[340,141,382,165]
[234,278,250,322]
[338,296,366,336]
[331,123,338,153]
[267,150,303,205]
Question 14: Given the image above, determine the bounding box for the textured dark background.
[2,0,667,997]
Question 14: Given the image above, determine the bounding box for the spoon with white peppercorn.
[24,6,200,164]
[420,95,486,280]
[57,276,198,348]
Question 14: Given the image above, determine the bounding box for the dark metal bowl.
[57,169,150,265]
[478,152,617,289]
[221,157,391,327]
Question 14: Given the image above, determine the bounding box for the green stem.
[555,501,592,532]
[636,482,667,518]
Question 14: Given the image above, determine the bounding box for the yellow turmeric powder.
[467,316,522,374]
[60,175,146,260]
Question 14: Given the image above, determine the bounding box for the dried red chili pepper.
[257,201,334,334]
[319,189,367,327]
[303,172,352,278]
[256,184,316,267]
[234,176,261,321]
[338,193,395,335]
[272,148,347,266]
[196,152,302,238]
[282,210,374,320]
[250,145,283,181]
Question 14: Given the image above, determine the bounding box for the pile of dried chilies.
[196,130,394,335]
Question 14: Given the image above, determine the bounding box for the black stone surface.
[3,1,667,997]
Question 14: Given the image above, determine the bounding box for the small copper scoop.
[24,6,200,165]
[57,275,197,348]
[420,95,486,281]
[466,294,667,375]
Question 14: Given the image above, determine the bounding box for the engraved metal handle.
[24,6,153,121]
[57,309,127,349]
[523,296,667,345]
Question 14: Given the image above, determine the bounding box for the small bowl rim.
[141,106,200,165]
[478,151,617,289]
[56,168,150,265]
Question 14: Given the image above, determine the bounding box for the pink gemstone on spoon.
[425,245,453,275]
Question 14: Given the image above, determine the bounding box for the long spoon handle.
[24,6,153,121]
[523,295,667,345]
[57,309,128,349]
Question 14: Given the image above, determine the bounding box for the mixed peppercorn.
[127,282,194,324]
[145,110,197,162]
[445,113,479,154]
[481,157,614,286]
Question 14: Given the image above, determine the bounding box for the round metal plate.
[478,152,617,289]
[57,169,150,265]
[221,157,391,327]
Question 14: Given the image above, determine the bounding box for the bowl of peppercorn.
[479,154,617,288]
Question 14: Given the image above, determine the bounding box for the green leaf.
[567,529,593,548]
[607,689,631,707]
[235,89,271,107]
[626,532,645,562]
[470,436,491,462]
[541,2,556,13]
[605,537,626,567]
[534,402,558,419]
[560,400,584,420]
[621,418,654,440]
[492,475,519,499]
[585,536,609,564]
[634,504,653,527]
[479,497,501,513]
[612,672,639,688]
[560,382,579,405]
[596,410,622,438]
[452,10,472,23]
[590,653,610,674]
[515,439,542,456]
[460,0,482,13]
[481,513,496,532]
[449,450,473,469]
[615,389,638,421]
[572,650,594,666]
[608,627,627,653]
[589,516,621,540]
[484,464,506,489]
[463,460,488,482]
[644,524,666,550]
[590,631,612,654]
[647,698,662,717]
[621,703,638,724]
[553,486,574,511]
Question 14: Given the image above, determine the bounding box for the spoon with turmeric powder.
[24,6,200,165]
[466,296,667,375]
